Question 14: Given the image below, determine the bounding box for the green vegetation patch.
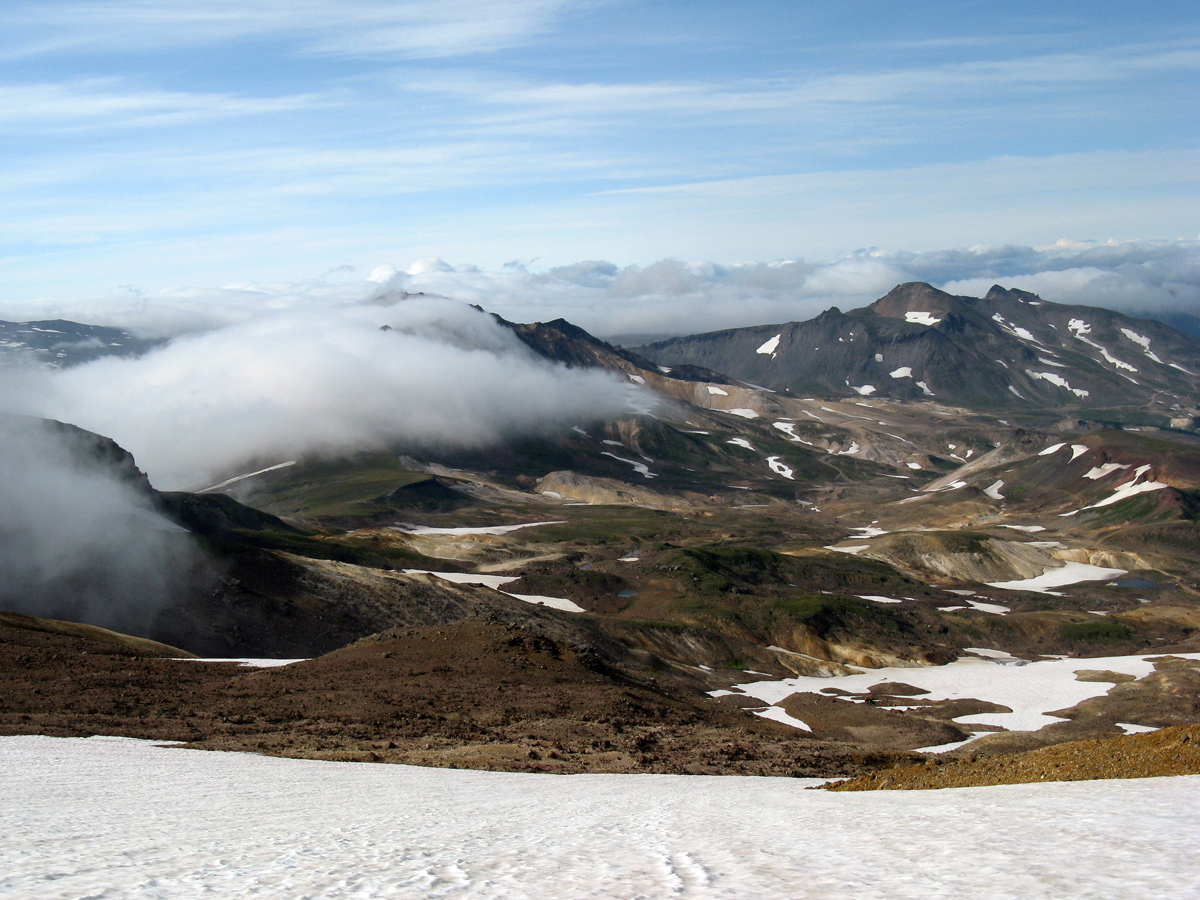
[680,546,784,593]
[776,594,909,641]
[506,569,630,602]
[934,531,992,554]
[164,490,459,571]
[667,543,916,598]
[523,507,684,545]
[236,455,444,519]
[1059,620,1137,645]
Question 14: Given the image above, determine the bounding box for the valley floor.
[3,734,1199,899]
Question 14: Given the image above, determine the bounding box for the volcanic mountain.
[631,283,1200,421]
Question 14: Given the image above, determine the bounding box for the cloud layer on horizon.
[342,238,1200,339]
[3,239,1197,345]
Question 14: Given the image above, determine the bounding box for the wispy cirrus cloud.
[1,0,585,59]
[394,40,1200,132]
[0,80,323,129]
[0,3,1195,301]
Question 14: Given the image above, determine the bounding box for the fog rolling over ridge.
[0,296,634,490]
[0,415,200,633]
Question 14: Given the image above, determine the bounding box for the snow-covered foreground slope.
[3,736,1199,899]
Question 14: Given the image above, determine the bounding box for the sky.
[2,0,1198,329]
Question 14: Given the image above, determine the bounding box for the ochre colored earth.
[826,724,1200,790]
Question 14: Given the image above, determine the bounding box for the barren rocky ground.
[0,613,911,777]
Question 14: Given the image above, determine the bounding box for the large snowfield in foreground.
[3,736,1199,899]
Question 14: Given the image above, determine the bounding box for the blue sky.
[2,0,1198,314]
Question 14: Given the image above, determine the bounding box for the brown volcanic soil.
[0,614,912,777]
[825,724,1200,791]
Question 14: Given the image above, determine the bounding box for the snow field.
[402,570,519,589]
[727,653,1200,737]
[185,657,308,668]
[198,460,297,493]
[402,570,586,613]
[3,735,1199,900]
[393,521,566,536]
[986,561,1126,594]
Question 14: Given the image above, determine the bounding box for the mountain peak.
[869,282,958,321]
[984,284,1046,305]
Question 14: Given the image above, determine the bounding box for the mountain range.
[631,282,1200,421]
[3,281,1200,782]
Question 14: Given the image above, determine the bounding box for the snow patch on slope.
[394,521,565,536]
[601,451,657,478]
[772,421,812,445]
[756,333,782,356]
[1120,328,1164,364]
[766,456,794,479]
[1068,319,1138,373]
[905,311,941,326]
[1025,369,1090,398]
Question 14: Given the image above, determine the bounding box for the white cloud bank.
[0,296,632,489]
[4,240,1197,344]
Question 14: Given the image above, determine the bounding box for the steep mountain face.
[495,314,728,384]
[633,283,1200,420]
[0,319,160,367]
